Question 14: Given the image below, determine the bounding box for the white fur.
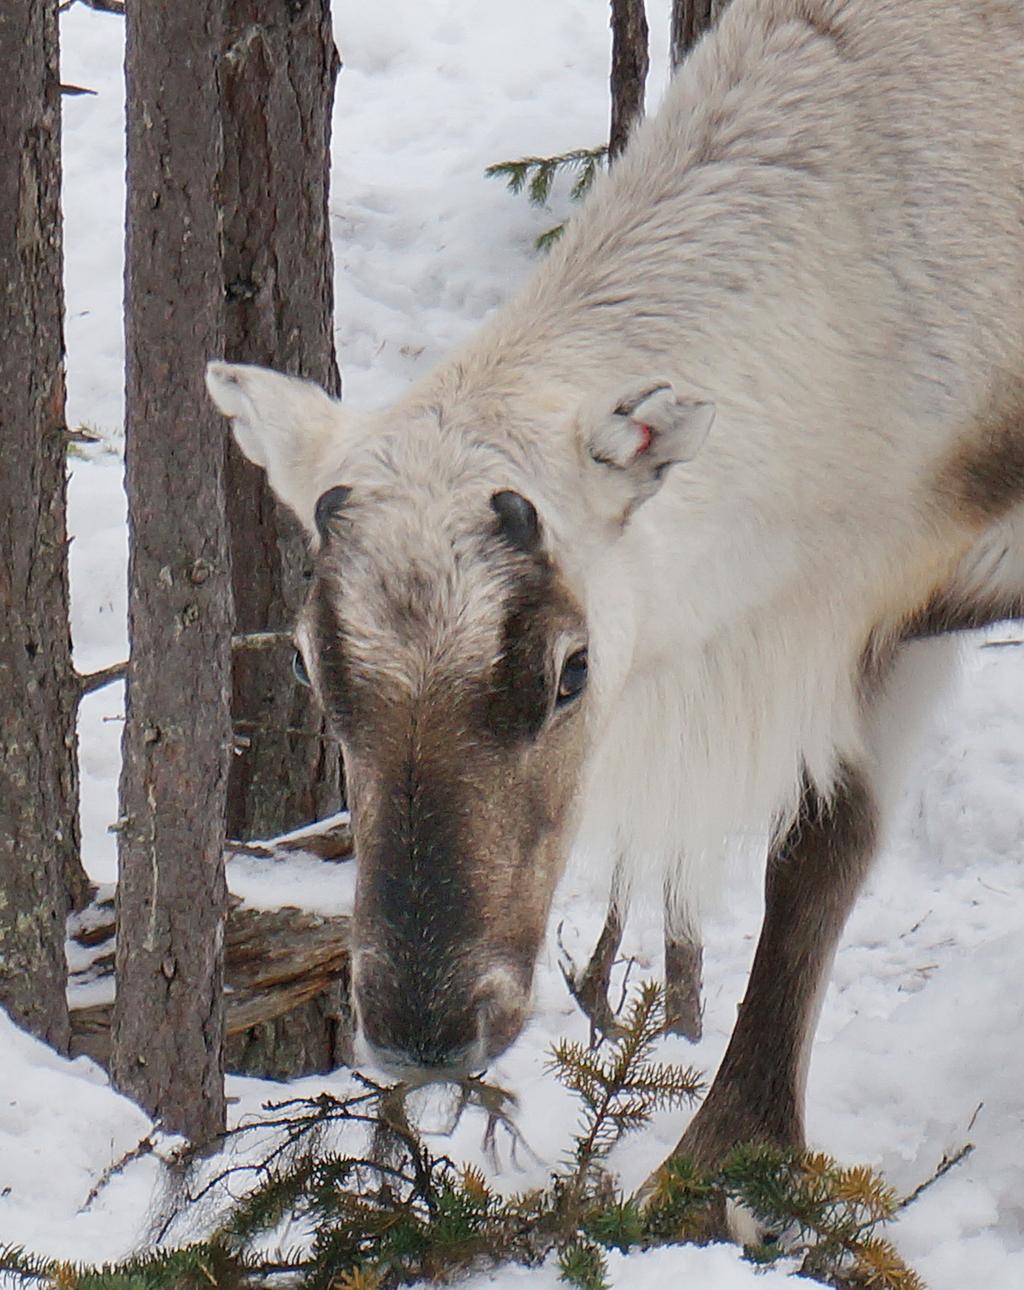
[205,361,346,529]
[208,0,1024,922]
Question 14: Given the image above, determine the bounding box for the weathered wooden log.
[225,814,352,863]
[69,823,354,1080]
[70,902,352,1079]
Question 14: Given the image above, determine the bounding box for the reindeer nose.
[354,959,529,1076]
[359,1028,483,1078]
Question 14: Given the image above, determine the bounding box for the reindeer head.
[207,362,714,1074]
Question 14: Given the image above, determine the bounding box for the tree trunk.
[609,0,649,160]
[0,0,80,1051]
[112,0,230,1142]
[221,0,342,841]
[670,0,728,70]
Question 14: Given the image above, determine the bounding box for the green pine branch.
[0,1246,59,1286]
[485,146,609,249]
[0,984,926,1290]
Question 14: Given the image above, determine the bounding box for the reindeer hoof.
[639,1152,789,1247]
[640,1087,805,1246]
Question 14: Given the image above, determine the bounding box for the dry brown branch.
[76,660,127,697]
[76,631,295,701]
[558,901,627,1045]
[898,1142,974,1212]
[224,815,352,862]
[82,1135,154,1209]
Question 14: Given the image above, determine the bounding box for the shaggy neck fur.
[379,0,1024,917]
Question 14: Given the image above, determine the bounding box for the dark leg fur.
[565,895,627,1044]
[570,883,705,1044]
[664,924,703,1042]
[673,762,877,1168]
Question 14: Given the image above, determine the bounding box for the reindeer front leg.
[566,873,705,1046]
[670,762,877,1170]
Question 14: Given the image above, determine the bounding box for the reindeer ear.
[583,383,715,517]
[206,361,346,532]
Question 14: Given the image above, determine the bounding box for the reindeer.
[207,0,1024,1220]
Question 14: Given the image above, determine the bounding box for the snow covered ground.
[2,3,1022,1285]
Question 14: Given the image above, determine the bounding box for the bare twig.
[614,954,637,1015]
[77,660,126,697]
[898,1143,974,1213]
[76,630,295,700]
[65,425,102,443]
[81,1135,154,1209]
[232,719,341,744]
[230,629,294,651]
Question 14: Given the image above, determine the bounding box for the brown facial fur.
[301,512,588,1071]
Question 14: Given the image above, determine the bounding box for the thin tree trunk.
[221,0,342,841]
[609,0,649,160]
[0,0,80,1050]
[112,0,230,1141]
[670,0,727,70]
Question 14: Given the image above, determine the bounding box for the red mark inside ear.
[635,422,654,455]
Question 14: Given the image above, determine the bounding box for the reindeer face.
[207,361,714,1074]
[295,479,589,1072]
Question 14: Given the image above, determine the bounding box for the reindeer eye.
[292,649,311,688]
[556,648,588,707]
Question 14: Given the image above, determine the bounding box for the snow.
[227,846,357,916]
[0,1010,157,1263]
[1,2,1021,1286]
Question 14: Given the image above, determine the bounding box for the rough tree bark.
[112,0,231,1141]
[0,0,83,1050]
[670,0,729,70]
[609,0,649,160]
[221,0,342,841]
